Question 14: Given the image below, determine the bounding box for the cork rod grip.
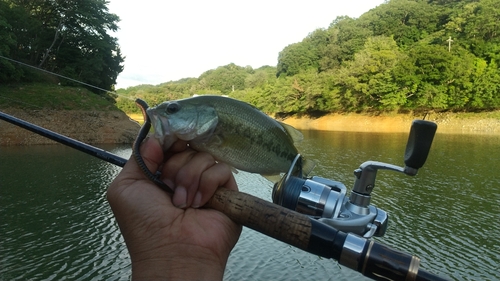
[206,187,312,250]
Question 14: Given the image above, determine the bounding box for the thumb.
[107,137,166,212]
[122,137,164,181]
[135,137,164,174]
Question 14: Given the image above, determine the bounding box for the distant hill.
[116,0,500,115]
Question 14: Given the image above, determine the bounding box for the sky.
[107,0,386,89]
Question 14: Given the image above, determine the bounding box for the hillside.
[0,83,118,110]
[116,0,500,116]
[0,83,139,145]
[2,0,500,141]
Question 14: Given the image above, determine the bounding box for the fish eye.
[166,102,180,114]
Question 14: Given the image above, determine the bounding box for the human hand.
[107,138,242,281]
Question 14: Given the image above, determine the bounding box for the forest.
[0,0,124,94]
[1,0,499,115]
[116,0,500,115]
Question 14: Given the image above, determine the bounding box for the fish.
[146,95,313,175]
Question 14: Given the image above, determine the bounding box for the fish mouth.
[146,109,170,142]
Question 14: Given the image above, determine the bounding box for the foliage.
[198,63,253,94]
[333,36,404,111]
[0,0,124,92]
[4,0,498,115]
[271,0,500,113]
[445,0,500,61]
[358,0,442,48]
[275,0,499,114]
[118,0,500,115]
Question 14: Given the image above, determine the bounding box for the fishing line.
[0,56,143,141]
[1,54,450,280]
[1,54,167,189]
[0,55,134,101]
[0,62,138,142]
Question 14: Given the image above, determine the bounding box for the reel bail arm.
[351,120,438,208]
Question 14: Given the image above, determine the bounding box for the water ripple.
[1,134,499,280]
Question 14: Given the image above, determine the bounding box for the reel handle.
[404,120,437,170]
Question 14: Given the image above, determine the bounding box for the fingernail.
[192,192,202,208]
[173,186,187,208]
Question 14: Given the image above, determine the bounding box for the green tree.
[334,36,404,111]
[319,16,372,72]
[292,70,342,113]
[198,63,252,94]
[0,1,21,82]
[276,16,374,77]
[405,44,451,109]
[359,0,441,48]
[445,0,500,61]
[276,37,321,77]
[2,0,124,91]
[468,59,500,108]
[244,66,276,89]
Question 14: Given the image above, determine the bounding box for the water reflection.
[294,131,500,281]
[1,132,499,280]
[0,145,131,281]
[227,170,369,281]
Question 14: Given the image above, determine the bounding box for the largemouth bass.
[146,95,312,175]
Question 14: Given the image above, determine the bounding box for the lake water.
[1,131,499,280]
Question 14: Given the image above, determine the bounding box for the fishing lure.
[133,99,174,193]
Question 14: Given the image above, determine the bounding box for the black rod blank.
[0,111,128,167]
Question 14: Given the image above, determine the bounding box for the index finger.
[119,138,188,182]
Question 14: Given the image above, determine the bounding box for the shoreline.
[2,109,498,146]
[128,112,500,135]
[281,112,500,135]
[0,109,140,146]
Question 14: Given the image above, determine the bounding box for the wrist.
[130,243,227,281]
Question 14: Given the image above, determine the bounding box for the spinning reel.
[273,120,437,238]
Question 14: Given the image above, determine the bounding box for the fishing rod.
[0,110,448,281]
[0,111,126,167]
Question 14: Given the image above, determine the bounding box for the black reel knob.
[404,120,437,170]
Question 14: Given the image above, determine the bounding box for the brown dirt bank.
[282,112,500,135]
[0,109,140,145]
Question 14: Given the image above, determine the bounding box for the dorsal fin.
[278,121,304,143]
